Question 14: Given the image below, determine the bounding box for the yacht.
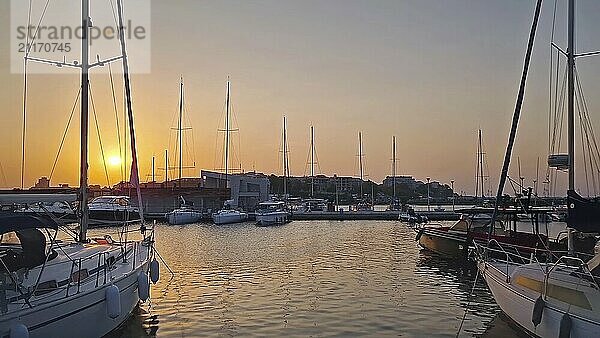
[255,201,291,226]
[88,195,141,225]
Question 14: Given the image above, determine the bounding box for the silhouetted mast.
[78,0,90,241]
[359,132,364,197]
[310,126,315,197]
[282,116,289,200]
[178,77,184,181]
[392,136,397,202]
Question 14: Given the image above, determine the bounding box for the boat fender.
[415,229,425,242]
[532,296,544,327]
[138,272,150,302]
[105,284,121,319]
[150,259,160,284]
[559,313,572,338]
[9,323,29,338]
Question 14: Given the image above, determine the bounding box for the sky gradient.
[2,0,600,195]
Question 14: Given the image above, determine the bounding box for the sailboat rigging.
[0,0,157,336]
[473,1,600,336]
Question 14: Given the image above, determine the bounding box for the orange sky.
[2,1,600,196]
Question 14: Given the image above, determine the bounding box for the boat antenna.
[488,0,543,240]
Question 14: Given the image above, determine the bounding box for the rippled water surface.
[112,221,522,337]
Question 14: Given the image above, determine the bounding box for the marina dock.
[291,211,460,221]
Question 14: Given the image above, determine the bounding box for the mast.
[282,116,288,200]
[310,126,315,197]
[152,156,155,182]
[488,0,542,239]
[359,132,364,197]
[479,129,485,199]
[567,0,576,253]
[392,136,397,203]
[165,149,168,182]
[117,0,144,226]
[225,79,231,184]
[78,0,90,242]
[178,77,184,181]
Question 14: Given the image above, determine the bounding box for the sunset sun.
[108,155,122,168]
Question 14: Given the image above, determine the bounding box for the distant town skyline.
[2,1,600,195]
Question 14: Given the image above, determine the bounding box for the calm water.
[109,221,523,337]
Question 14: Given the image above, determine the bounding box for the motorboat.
[415,209,596,259]
[255,201,290,227]
[87,196,141,225]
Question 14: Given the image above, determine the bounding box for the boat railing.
[474,239,547,282]
[2,240,145,310]
[543,255,599,295]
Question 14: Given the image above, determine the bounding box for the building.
[33,177,50,189]
[201,170,270,210]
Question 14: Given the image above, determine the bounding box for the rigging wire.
[49,87,82,181]
[89,83,111,187]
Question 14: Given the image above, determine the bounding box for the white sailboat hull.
[212,211,248,225]
[0,241,151,338]
[166,210,202,225]
[479,260,600,338]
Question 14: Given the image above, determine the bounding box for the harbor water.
[104,220,526,337]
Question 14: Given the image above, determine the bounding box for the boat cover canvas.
[0,214,59,235]
[567,190,600,233]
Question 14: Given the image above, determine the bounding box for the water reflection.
[110,221,521,337]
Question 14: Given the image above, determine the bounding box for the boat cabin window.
[116,198,128,206]
[0,229,55,273]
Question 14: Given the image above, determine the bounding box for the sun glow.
[108,155,122,168]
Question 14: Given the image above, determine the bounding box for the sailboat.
[256,116,291,226]
[388,136,403,211]
[212,79,248,225]
[354,132,372,211]
[476,1,600,336]
[0,1,157,337]
[165,77,203,225]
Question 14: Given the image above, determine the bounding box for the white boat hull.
[166,210,202,225]
[212,212,248,225]
[0,242,151,338]
[479,260,600,338]
[256,211,290,226]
